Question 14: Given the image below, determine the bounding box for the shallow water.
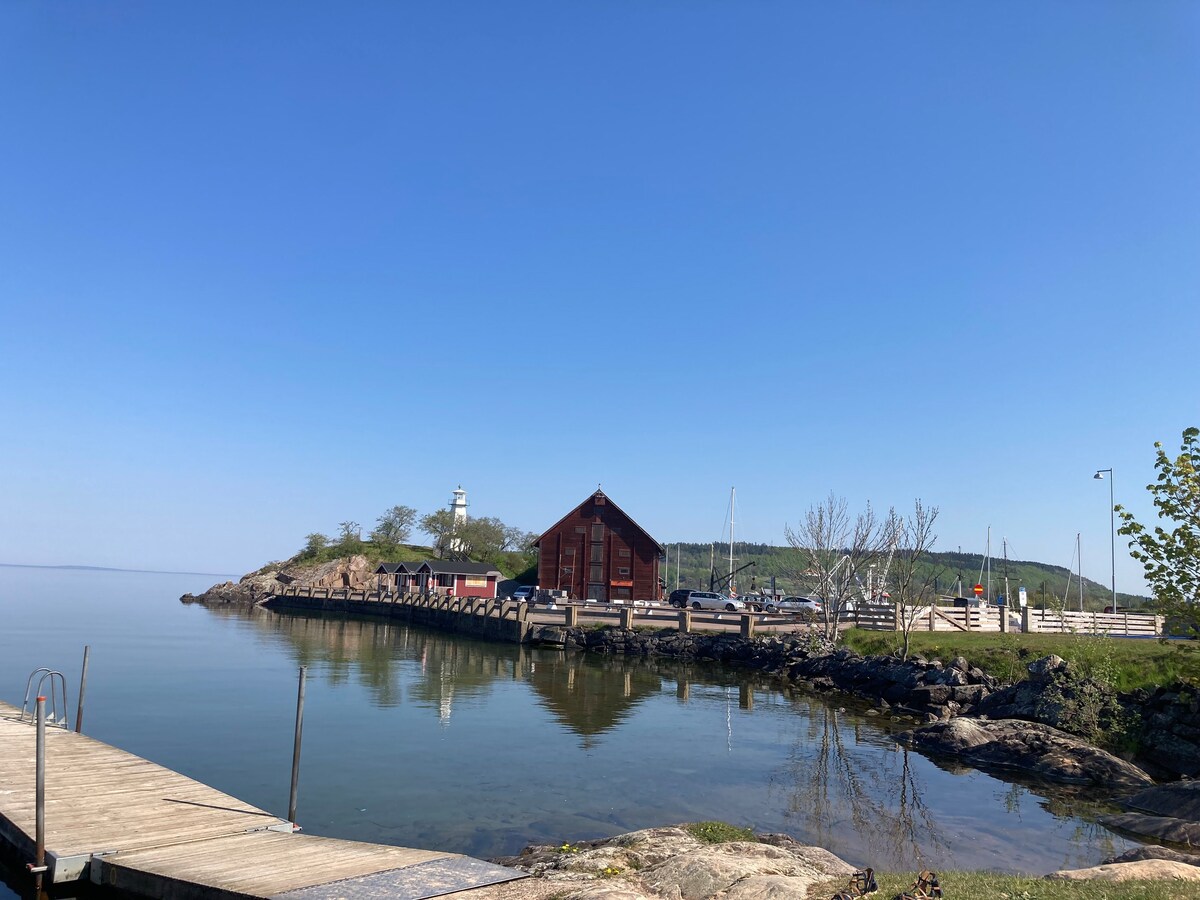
[0,566,1136,899]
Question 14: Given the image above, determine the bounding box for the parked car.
[511,585,535,601]
[738,594,769,612]
[668,589,693,608]
[951,596,982,608]
[687,591,745,612]
[767,596,822,615]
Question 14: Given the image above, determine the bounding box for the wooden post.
[999,607,1009,633]
[288,666,306,826]
[678,609,692,633]
[620,607,635,629]
[928,604,936,632]
[740,613,754,638]
[75,644,90,734]
[1022,605,1032,633]
[565,605,579,627]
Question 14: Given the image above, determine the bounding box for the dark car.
[952,597,982,608]
[668,589,692,608]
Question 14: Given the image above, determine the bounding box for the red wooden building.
[534,489,663,603]
[374,560,501,598]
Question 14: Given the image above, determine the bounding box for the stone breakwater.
[532,625,1200,780]
[534,625,998,722]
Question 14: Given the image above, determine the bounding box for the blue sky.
[2,2,1197,591]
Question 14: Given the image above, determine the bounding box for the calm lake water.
[0,566,1137,899]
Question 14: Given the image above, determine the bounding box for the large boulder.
[1046,859,1200,882]
[1096,779,1200,844]
[492,826,854,900]
[895,717,1154,788]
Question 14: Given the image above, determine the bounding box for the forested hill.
[662,542,1147,610]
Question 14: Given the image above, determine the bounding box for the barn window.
[618,549,631,558]
[590,545,603,563]
[618,567,630,576]
[613,587,631,600]
[590,564,603,582]
[563,547,575,556]
[436,574,454,588]
[575,526,587,534]
[592,523,604,542]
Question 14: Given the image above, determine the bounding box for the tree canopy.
[1117,426,1200,627]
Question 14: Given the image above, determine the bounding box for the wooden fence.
[1022,607,1163,637]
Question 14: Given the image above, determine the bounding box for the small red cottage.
[374,560,501,598]
[534,489,662,603]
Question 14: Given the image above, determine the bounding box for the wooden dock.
[0,700,523,900]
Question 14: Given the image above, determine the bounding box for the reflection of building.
[374,560,501,598]
[526,652,663,746]
[535,489,663,603]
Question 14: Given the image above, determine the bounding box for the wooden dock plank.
[0,700,523,899]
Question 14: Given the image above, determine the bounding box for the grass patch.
[841,629,1200,692]
[685,821,756,844]
[809,870,1193,900]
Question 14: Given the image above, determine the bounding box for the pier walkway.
[0,700,522,900]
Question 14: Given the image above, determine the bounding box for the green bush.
[684,821,756,844]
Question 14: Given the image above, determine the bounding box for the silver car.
[766,596,823,615]
[687,591,745,612]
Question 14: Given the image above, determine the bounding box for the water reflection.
[191,604,1135,870]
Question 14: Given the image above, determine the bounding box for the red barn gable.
[534,489,663,603]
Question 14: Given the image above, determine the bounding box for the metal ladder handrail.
[20,668,70,729]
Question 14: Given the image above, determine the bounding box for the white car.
[510,586,535,601]
[767,596,822,615]
[687,591,745,612]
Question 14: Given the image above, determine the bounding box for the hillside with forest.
[663,542,1148,611]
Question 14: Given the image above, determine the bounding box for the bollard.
[620,607,635,629]
[565,605,579,627]
[678,609,692,633]
[34,695,46,892]
[740,613,754,638]
[1021,605,1032,634]
[288,666,307,825]
[75,645,90,733]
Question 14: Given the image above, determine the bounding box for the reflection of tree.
[525,652,664,746]
[778,701,949,869]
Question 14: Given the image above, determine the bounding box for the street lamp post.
[1094,468,1116,610]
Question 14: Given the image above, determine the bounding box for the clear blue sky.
[2,3,1197,592]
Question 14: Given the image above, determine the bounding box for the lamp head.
[1094,471,1105,480]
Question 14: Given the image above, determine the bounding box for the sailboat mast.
[1077,532,1084,612]
[729,487,735,594]
[1004,538,1010,608]
[986,526,992,604]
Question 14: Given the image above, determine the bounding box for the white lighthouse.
[450,486,468,528]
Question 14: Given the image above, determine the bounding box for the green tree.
[300,532,329,559]
[420,509,456,555]
[370,505,416,548]
[1117,426,1200,630]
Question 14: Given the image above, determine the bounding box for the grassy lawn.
[809,870,1197,900]
[840,629,1200,692]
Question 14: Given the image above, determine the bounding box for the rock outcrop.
[181,555,374,605]
[1045,859,1200,882]
[488,826,855,900]
[1097,779,1200,844]
[895,717,1154,788]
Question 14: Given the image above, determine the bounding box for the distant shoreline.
[0,562,234,578]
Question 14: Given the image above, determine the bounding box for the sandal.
[891,870,942,900]
[831,867,878,899]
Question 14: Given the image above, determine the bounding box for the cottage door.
[587,583,607,602]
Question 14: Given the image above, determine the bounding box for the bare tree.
[785,493,887,644]
[889,500,942,660]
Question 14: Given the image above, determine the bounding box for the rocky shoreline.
[532,624,1200,783]
[449,823,1200,900]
